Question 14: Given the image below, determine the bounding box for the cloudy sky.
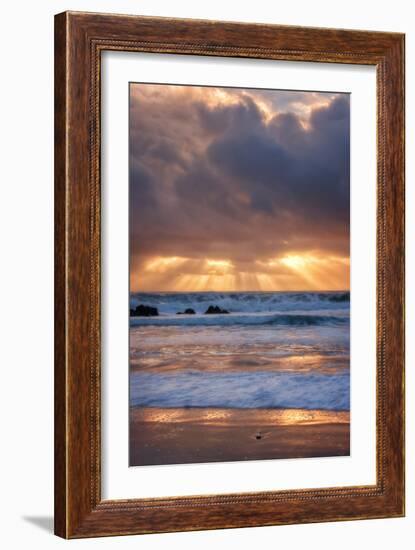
[129,83,350,292]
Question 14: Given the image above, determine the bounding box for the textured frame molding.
[54,11,405,538]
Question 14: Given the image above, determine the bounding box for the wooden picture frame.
[54,11,405,538]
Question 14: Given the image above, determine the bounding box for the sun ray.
[131,251,349,292]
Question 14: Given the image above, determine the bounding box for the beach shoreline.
[129,407,350,466]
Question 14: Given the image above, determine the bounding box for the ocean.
[129,291,350,412]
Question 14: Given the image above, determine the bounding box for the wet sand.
[130,407,350,466]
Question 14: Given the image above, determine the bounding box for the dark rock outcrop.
[131,304,159,317]
[204,305,229,314]
[177,308,196,315]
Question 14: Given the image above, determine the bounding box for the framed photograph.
[54,11,405,538]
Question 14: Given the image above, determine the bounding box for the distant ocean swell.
[130,291,350,315]
[130,313,349,328]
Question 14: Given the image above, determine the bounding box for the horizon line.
[130,289,351,294]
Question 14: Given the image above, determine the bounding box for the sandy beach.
[130,407,350,466]
[129,291,350,466]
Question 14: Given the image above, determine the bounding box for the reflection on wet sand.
[137,407,349,426]
[130,406,350,466]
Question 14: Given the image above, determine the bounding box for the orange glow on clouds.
[131,252,349,292]
[129,84,350,293]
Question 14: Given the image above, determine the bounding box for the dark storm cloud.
[129,85,350,288]
[206,95,350,222]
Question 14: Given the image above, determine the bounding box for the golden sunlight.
[131,252,349,292]
[205,259,234,275]
[279,253,350,290]
[144,256,187,273]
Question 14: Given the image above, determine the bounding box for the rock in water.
[204,305,229,314]
[132,304,158,317]
[176,308,196,315]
